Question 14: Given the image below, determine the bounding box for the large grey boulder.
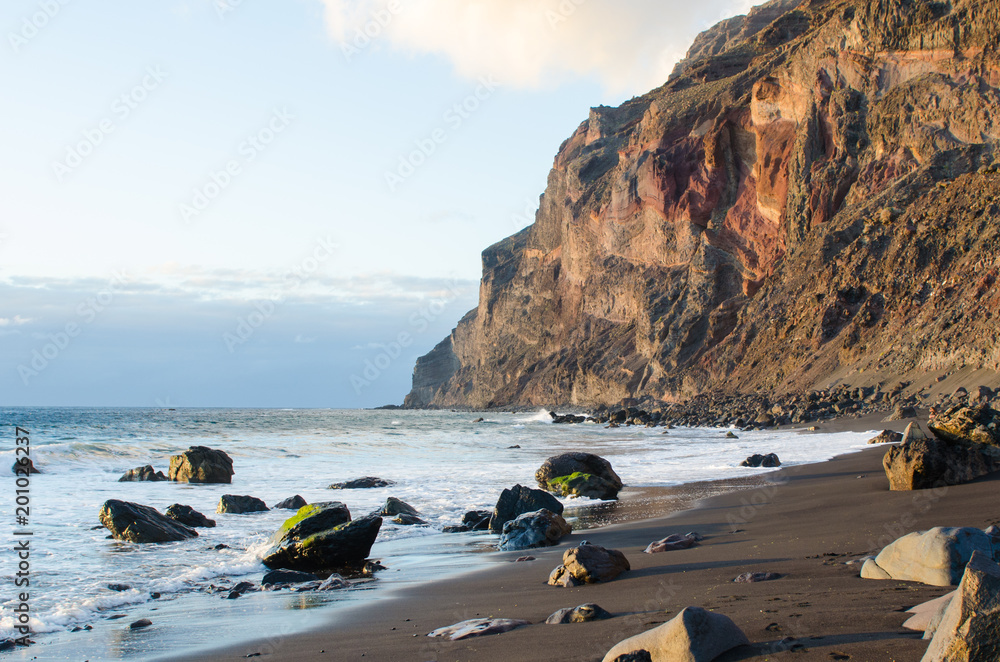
[100,499,198,543]
[168,446,234,483]
[489,484,564,533]
[922,551,1000,661]
[548,544,630,587]
[497,509,571,551]
[602,606,749,662]
[929,405,1000,446]
[262,502,381,573]
[861,527,1000,586]
[536,452,623,500]
[882,437,998,490]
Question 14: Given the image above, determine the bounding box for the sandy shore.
[171,416,996,662]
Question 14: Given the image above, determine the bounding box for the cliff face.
[405,0,1000,408]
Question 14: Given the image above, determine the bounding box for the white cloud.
[322,0,759,95]
[0,315,32,326]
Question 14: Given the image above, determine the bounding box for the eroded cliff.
[406,0,1000,408]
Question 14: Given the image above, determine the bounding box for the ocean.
[0,408,874,660]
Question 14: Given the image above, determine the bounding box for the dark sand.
[173,416,996,662]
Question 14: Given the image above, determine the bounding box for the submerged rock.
[489,484,564,533]
[497,509,571,551]
[741,453,781,467]
[601,606,748,662]
[328,476,394,490]
[379,497,418,517]
[100,500,198,543]
[217,495,269,514]
[168,446,234,484]
[165,504,216,528]
[119,465,168,482]
[535,453,623,500]
[261,569,320,586]
[392,513,427,526]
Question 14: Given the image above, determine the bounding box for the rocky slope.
[406,0,1000,409]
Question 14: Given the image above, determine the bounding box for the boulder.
[462,510,492,530]
[261,569,320,586]
[740,453,781,468]
[217,495,269,514]
[902,591,955,632]
[929,406,1000,446]
[379,497,418,517]
[868,430,904,445]
[489,484,564,533]
[497,509,571,551]
[168,446,234,483]
[165,504,216,528]
[392,513,427,526]
[610,653,652,662]
[902,421,930,443]
[886,405,918,421]
[861,527,1000,586]
[546,603,613,624]
[922,551,1000,661]
[328,476,394,490]
[644,533,701,554]
[99,499,198,543]
[883,438,998,490]
[262,501,380,572]
[118,465,167,482]
[535,453,623,500]
[428,618,531,641]
[273,495,308,510]
[11,458,41,475]
[548,544,630,586]
[601,606,749,662]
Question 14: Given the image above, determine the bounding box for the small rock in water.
[392,513,427,526]
[380,497,418,517]
[734,572,782,583]
[214,544,230,550]
[216,494,269,514]
[328,476,394,490]
[262,569,320,586]
[273,495,308,510]
[226,581,255,599]
[150,592,161,599]
[129,619,152,629]
[107,584,131,592]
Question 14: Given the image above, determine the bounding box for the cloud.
[0,315,32,326]
[322,0,758,94]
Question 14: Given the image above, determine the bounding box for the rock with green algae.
[536,453,622,500]
[262,502,380,573]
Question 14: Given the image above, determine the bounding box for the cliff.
[405,0,1000,409]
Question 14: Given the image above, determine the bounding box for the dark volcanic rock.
[535,452,623,500]
[273,495,308,510]
[261,569,320,586]
[100,500,198,543]
[489,484,564,533]
[262,502,380,573]
[119,465,167,482]
[216,495,269,514]
[741,453,781,468]
[168,446,234,484]
[497,509,571,551]
[165,504,216,528]
[328,476,394,490]
[379,497,418,517]
[392,513,427,526]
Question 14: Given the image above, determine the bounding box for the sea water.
[0,408,873,660]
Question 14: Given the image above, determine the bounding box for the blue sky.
[1,0,756,407]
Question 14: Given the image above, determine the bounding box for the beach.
[169,414,991,662]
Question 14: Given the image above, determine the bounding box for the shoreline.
[163,414,987,662]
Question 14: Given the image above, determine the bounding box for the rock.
[165,504,216,528]
[861,527,1000,586]
[428,618,531,641]
[868,430,904,445]
[473,417,484,423]
[217,495,269,514]
[118,465,167,482]
[929,406,1000,446]
[902,591,955,632]
[168,446,234,483]
[886,405,918,421]
[99,500,198,543]
[262,502,381,572]
[610,653,652,662]
[379,497,418,517]
[497,509,571,551]
[644,533,700,554]
[922,552,1000,661]
[316,574,348,591]
[11,458,41,474]
[261,569,320,586]
[883,438,998,490]
[548,544,630,586]
[535,452,623,500]
[273,495,308,510]
[902,421,930,443]
[107,584,131,592]
[734,572,782,583]
[129,619,152,629]
[462,510,492,530]
[392,513,427,526]
[226,581,255,599]
[489,484,564,533]
[328,476,394,490]
[725,431,739,438]
[971,386,995,405]
[546,603,613,624]
[740,453,781,467]
[601,606,749,662]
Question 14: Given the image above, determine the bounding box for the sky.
[1,0,758,408]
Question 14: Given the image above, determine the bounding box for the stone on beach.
[644,533,701,554]
[733,571,782,583]
[548,544,630,586]
[929,405,1000,446]
[861,527,1000,586]
[489,484,564,533]
[882,436,998,490]
[497,509,571,551]
[535,452,623,500]
[118,465,167,482]
[327,476,394,489]
[740,453,780,468]
[217,495,269,514]
[601,606,749,662]
[168,446,234,483]
[165,504,216,528]
[428,618,531,641]
[546,603,613,624]
[262,501,380,573]
[868,430,904,445]
[273,495,308,510]
[100,499,198,543]
[922,551,1000,661]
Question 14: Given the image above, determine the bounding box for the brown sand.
[172,418,997,662]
